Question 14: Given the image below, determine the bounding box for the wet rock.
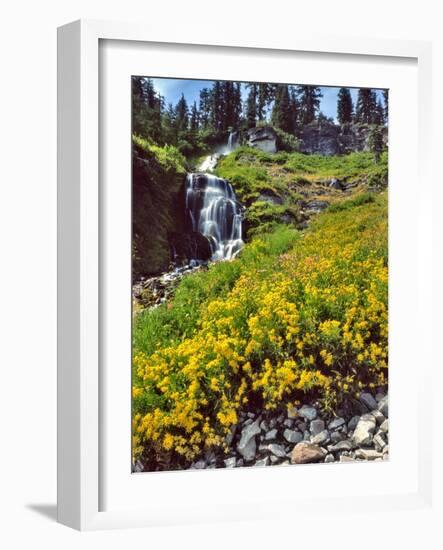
[290,442,326,464]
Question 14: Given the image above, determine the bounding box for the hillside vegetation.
[215,146,387,236]
[132,178,388,469]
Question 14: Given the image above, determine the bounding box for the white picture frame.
[57,19,434,531]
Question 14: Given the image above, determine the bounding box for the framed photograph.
[57,19,433,530]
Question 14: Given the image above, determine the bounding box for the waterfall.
[227,132,233,152]
[185,173,244,261]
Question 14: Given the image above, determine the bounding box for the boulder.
[290,442,326,464]
[298,405,318,421]
[237,418,261,461]
[360,392,378,411]
[328,417,346,430]
[352,414,377,447]
[247,126,277,153]
[267,444,287,458]
[283,429,303,444]
[310,419,325,436]
[311,430,330,446]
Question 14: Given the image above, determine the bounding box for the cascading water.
[185,173,244,260]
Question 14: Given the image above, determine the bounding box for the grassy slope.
[215,147,388,236]
[132,162,388,464]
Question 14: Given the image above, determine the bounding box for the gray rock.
[247,412,256,419]
[380,419,389,433]
[237,418,261,461]
[373,433,387,452]
[191,460,206,469]
[255,456,270,467]
[296,420,308,431]
[267,444,287,458]
[339,455,355,463]
[283,419,294,428]
[264,428,278,441]
[375,392,386,403]
[270,455,281,464]
[290,442,326,464]
[283,429,303,444]
[247,126,277,153]
[311,430,330,446]
[360,392,378,411]
[378,396,389,417]
[298,405,317,421]
[348,416,360,431]
[328,417,346,430]
[371,409,385,425]
[325,453,335,463]
[330,431,344,444]
[303,430,311,441]
[355,448,384,461]
[224,457,236,468]
[260,420,269,432]
[329,439,354,453]
[352,414,376,447]
[310,419,325,436]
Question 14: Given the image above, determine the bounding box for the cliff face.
[298,122,388,156]
[238,123,387,156]
[132,143,187,279]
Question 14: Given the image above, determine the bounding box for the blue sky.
[151,78,385,122]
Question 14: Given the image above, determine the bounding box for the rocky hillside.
[235,122,388,156]
[215,146,388,237]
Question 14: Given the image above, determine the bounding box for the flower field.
[132,191,388,469]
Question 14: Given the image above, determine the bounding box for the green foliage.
[132,136,187,278]
[133,224,300,357]
[337,87,354,124]
[328,192,375,212]
[274,127,300,152]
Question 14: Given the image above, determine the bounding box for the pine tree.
[190,101,199,133]
[374,99,385,125]
[368,125,385,162]
[272,84,294,133]
[296,85,323,124]
[199,88,212,128]
[175,93,189,134]
[245,84,258,128]
[383,90,389,123]
[337,87,353,124]
[355,88,377,124]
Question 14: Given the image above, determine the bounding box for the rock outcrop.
[298,122,388,156]
[246,126,277,153]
